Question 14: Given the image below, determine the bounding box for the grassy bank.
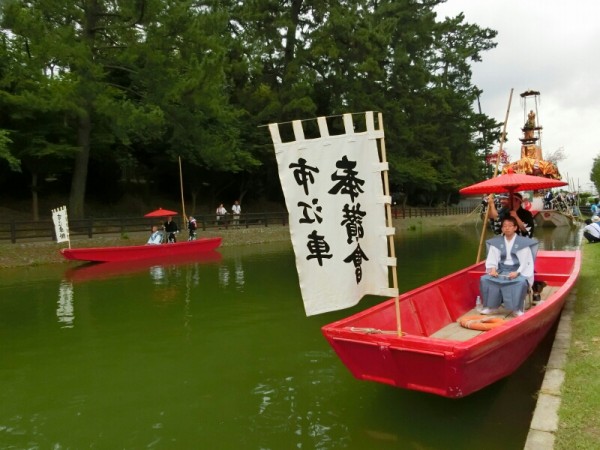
[0,214,480,269]
[555,243,600,448]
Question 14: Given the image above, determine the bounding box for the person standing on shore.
[231,200,241,227]
[216,204,228,227]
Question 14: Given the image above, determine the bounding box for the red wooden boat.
[60,237,222,263]
[322,250,580,398]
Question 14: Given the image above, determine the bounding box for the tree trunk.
[69,0,99,219]
[69,111,91,219]
[31,172,39,221]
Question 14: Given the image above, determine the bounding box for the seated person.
[583,216,600,243]
[479,216,538,317]
[147,226,162,245]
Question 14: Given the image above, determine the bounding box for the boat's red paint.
[60,237,222,263]
[321,250,580,398]
[64,250,223,283]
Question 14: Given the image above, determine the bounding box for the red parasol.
[144,208,178,218]
[462,173,568,263]
[459,173,567,196]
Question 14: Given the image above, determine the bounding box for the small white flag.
[51,206,70,244]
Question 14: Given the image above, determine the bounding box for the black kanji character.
[306,230,333,266]
[289,158,320,196]
[343,243,369,283]
[340,203,366,243]
[328,155,364,202]
[298,198,323,224]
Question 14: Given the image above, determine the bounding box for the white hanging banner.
[269,112,397,316]
[51,205,70,244]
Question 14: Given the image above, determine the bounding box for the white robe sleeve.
[516,247,534,286]
[485,246,501,271]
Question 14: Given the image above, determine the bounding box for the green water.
[0,226,582,449]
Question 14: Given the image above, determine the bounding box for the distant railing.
[391,206,474,219]
[0,212,290,243]
[1,207,478,243]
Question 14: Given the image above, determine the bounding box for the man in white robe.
[147,226,163,245]
[480,216,538,317]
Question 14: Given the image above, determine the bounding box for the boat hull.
[533,210,573,227]
[60,237,222,263]
[322,250,580,398]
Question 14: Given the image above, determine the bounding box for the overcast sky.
[435,0,599,193]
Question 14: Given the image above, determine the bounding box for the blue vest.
[486,235,538,266]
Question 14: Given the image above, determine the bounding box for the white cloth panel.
[52,206,70,243]
[270,113,392,316]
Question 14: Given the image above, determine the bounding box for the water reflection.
[149,265,166,284]
[218,264,230,287]
[235,255,245,289]
[63,251,222,284]
[56,280,74,328]
[218,255,246,290]
[537,223,582,250]
[0,227,584,449]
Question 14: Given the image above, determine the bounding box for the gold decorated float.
[501,90,561,179]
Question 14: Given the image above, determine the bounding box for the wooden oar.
[178,156,188,227]
[476,88,514,263]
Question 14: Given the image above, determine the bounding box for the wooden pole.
[476,88,514,263]
[377,112,401,336]
[178,156,187,227]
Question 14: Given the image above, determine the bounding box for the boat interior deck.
[430,286,559,341]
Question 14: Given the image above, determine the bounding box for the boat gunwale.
[60,237,223,262]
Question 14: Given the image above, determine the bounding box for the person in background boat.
[543,190,553,210]
[147,226,163,245]
[216,203,228,226]
[479,216,537,317]
[187,216,197,241]
[487,192,534,237]
[163,216,179,243]
[231,200,241,227]
[583,216,600,243]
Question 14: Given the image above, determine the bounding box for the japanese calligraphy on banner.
[51,205,70,244]
[269,112,397,316]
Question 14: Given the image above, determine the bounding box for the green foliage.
[0,129,20,170]
[590,155,600,195]
[1,0,506,212]
[578,192,593,205]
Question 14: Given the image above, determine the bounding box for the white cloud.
[435,0,600,192]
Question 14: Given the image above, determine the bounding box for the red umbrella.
[144,208,178,218]
[463,173,568,263]
[459,173,567,196]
